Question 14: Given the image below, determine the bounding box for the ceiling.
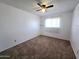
[0,0,79,16]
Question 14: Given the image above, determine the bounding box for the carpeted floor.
[0,35,76,59]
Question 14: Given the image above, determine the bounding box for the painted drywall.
[70,3,79,59]
[0,3,40,52]
[40,11,73,40]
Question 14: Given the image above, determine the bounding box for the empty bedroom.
[0,0,79,59]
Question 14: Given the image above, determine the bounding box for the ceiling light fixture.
[41,8,46,13]
[34,0,54,13]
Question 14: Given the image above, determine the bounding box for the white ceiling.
[0,0,79,16]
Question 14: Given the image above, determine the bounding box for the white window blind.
[45,17,60,28]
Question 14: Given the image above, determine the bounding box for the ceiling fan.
[36,3,54,13]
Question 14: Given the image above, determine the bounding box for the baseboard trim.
[40,35,69,41]
[0,35,40,53]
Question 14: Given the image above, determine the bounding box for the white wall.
[40,11,73,40]
[70,3,79,59]
[0,3,40,52]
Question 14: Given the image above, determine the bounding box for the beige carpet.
[0,35,76,59]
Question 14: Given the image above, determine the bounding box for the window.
[45,17,60,28]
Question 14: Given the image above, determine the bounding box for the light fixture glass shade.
[42,9,46,13]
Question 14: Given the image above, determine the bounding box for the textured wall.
[71,3,79,59]
[40,11,73,40]
[0,3,40,52]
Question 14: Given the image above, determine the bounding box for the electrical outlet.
[14,40,16,42]
[77,50,79,54]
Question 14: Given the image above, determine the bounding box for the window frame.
[45,17,61,28]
